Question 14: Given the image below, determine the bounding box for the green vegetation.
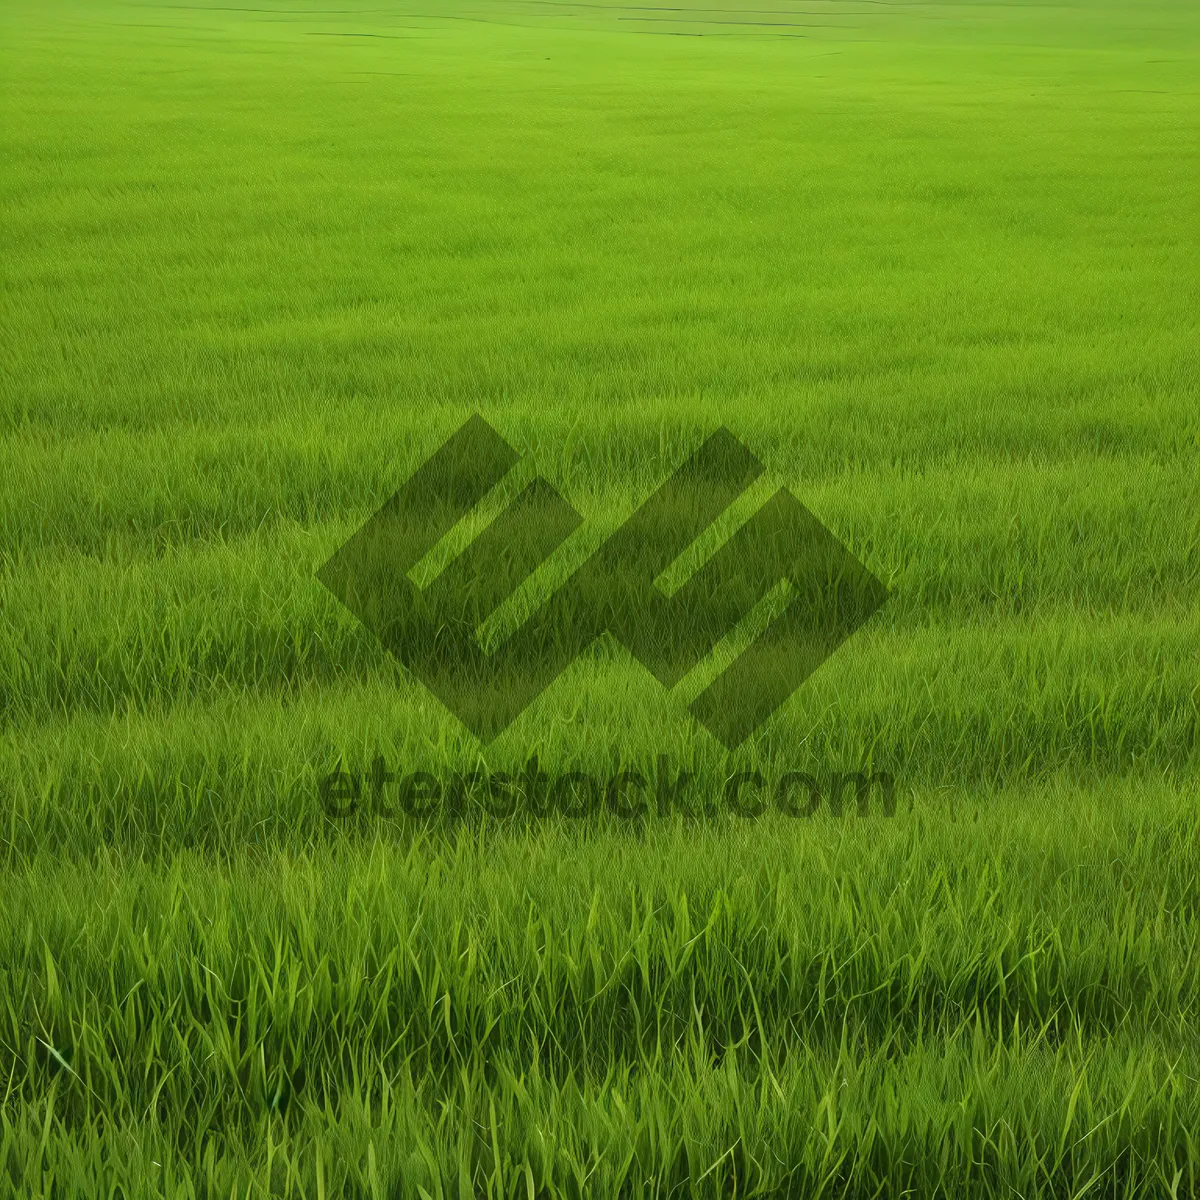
[1,0,1196,1194]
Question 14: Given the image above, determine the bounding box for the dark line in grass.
[107,21,226,29]
[142,5,388,12]
[306,31,416,38]
[518,0,902,8]
[519,1,888,12]
[618,15,849,25]
[404,13,554,28]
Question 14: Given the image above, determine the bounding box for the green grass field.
[2,0,1198,1194]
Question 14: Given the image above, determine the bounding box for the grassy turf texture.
[1,0,1198,1195]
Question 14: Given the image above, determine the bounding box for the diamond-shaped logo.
[319,416,888,748]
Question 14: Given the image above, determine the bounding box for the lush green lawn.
[1,0,1197,1194]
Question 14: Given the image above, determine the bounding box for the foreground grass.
[3,780,1198,1197]
[1,0,1197,1194]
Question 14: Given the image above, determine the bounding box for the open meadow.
[1,0,1198,1194]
